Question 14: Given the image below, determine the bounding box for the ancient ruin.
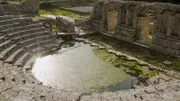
[91,0,180,57]
[0,0,179,101]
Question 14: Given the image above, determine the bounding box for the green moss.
[87,35,180,72]
[92,47,161,81]
[148,70,160,78]
[122,61,137,67]
[51,24,57,32]
[93,48,145,77]
[139,70,160,81]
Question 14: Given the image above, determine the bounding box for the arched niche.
[104,1,118,31]
[171,14,180,37]
[136,7,155,45]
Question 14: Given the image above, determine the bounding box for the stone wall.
[56,17,75,33]
[0,0,39,15]
[90,0,180,57]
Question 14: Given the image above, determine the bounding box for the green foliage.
[51,24,57,32]
[139,70,160,81]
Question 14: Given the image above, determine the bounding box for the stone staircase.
[0,15,61,69]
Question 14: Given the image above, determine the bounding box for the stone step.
[5,49,24,64]
[30,41,57,55]
[25,39,56,51]
[0,18,27,26]
[32,42,57,55]
[23,43,56,70]
[0,36,5,43]
[23,42,58,69]
[12,49,25,64]
[0,20,40,31]
[24,56,36,70]
[0,40,12,53]
[8,27,50,38]
[3,38,55,64]
[0,15,18,21]
[10,36,55,63]
[20,34,55,47]
[0,22,20,31]
[3,23,43,34]
[14,52,30,67]
[14,39,56,67]
[17,46,55,67]
[0,44,17,61]
[24,47,56,70]
[13,30,50,42]
[0,34,53,60]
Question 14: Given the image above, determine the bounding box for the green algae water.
[32,43,136,93]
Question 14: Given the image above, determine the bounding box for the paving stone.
[144,86,157,94]
[155,84,168,91]
[162,61,172,66]
[159,73,171,81]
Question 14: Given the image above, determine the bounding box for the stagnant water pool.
[32,42,137,93]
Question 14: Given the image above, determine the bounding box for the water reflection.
[32,44,134,93]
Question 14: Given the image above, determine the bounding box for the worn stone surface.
[80,80,180,101]
[56,17,75,33]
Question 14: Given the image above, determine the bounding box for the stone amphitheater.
[0,0,179,101]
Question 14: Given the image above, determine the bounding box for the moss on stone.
[86,35,180,72]
[93,48,152,78]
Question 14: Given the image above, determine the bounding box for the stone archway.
[136,7,154,45]
[107,11,117,31]
[104,2,117,31]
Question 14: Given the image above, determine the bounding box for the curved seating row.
[0,15,60,68]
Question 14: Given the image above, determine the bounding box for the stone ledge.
[80,80,180,101]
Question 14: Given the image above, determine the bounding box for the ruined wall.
[90,1,180,57]
[152,4,180,57]
[0,0,39,15]
[90,1,105,31]
[115,2,137,42]
[56,17,75,33]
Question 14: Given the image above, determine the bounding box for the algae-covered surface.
[32,43,133,93]
[93,48,151,77]
[85,34,180,72]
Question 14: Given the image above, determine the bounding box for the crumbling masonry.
[0,0,39,15]
[90,0,180,57]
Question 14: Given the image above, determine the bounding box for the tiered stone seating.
[0,15,60,68]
